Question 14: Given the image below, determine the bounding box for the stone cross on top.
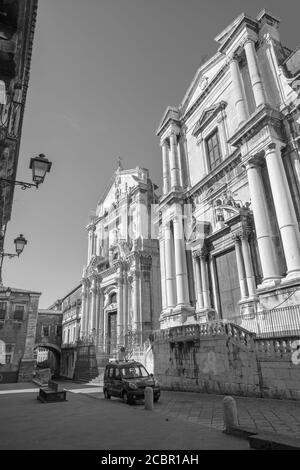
[117,157,123,171]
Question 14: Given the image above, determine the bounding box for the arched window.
[110,293,117,304]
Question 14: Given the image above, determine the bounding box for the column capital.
[194,247,208,260]
[232,228,251,242]
[160,139,169,149]
[245,154,264,170]
[232,232,241,243]
[265,142,277,154]
[242,36,256,47]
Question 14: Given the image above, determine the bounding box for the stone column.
[200,250,211,308]
[87,229,94,262]
[159,232,167,311]
[123,273,128,337]
[90,279,97,334]
[173,213,190,306]
[169,132,181,190]
[81,282,88,337]
[132,271,140,330]
[161,140,170,195]
[246,158,281,284]
[117,273,124,344]
[209,256,220,316]
[192,253,204,310]
[233,234,248,300]
[264,143,300,279]
[240,233,257,297]
[95,279,101,340]
[229,55,247,126]
[244,39,266,108]
[164,223,176,308]
[98,289,105,349]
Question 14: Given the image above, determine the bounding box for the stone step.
[85,374,104,386]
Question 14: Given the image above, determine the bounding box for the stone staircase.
[84,368,105,386]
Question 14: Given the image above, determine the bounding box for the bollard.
[144,386,154,411]
[223,396,238,432]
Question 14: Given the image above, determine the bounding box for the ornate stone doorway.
[215,249,240,319]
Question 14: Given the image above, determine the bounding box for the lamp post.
[0,154,52,190]
[0,234,27,287]
[0,153,52,286]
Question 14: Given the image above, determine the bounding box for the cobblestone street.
[154,391,300,438]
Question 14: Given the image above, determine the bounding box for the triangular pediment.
[214,13,246,45]
[180,52,226,115]
[192,101,227,137]
[156,107,180,137]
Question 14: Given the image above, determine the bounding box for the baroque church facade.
[81,165,161,366]
[157,9,300,331]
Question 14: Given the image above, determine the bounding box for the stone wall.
[152,322,300,401]
[255,337,300,400]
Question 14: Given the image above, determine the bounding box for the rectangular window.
[43,325,49,337]
[206,129,222,171]
[14,305,25,321]
[5,344,14,364]
[56,325,62,337]
[0,302,7,320]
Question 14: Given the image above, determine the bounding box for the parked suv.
[103,360,160,404]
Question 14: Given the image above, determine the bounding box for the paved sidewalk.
[81,388,300,438]
[154,391,300,438]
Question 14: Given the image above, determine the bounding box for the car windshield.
[120,365,149,379]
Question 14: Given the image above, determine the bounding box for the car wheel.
[122,390,131,405]
[104,389,111,400]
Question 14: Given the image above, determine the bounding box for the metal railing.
[228,305,300,338]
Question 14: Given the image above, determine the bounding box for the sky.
[3,0,300,308]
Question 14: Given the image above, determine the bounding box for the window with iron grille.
[205,129,222,170]
[13,305,25,321]
[0,302,7,320]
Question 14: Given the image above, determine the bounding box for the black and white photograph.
[0,0,300,455]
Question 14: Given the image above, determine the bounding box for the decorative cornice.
[228,104,283,148]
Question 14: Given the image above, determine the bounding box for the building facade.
[59,284,82,379]
[81,165,161,366]
[157,9,300,332]
[35,308,62,377]
[0,0,38,254]
[0,287,40,383]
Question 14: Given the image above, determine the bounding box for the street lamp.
[0,154,52,190]
[0,234,27,286]
[13,234,27,256]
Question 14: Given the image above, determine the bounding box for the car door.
[112,367,122,397]
[106,367,114,395]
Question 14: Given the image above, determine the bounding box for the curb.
[225,426,300,450]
